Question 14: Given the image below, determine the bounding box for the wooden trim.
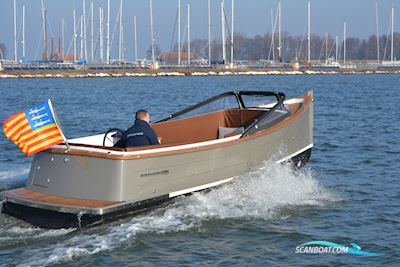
[2,188,122,208]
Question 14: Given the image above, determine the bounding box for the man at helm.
[114,109,159,148]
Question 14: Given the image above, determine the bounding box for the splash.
[13,161,337,266]
[77,211,84,228]
[120,161,335,235]
[186,161,330,220]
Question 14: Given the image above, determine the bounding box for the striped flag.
[3,100,65,156]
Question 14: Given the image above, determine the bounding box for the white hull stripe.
[169,177,234,198]
[276,143,313,163]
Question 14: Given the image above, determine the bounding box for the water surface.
[0,74,399,266]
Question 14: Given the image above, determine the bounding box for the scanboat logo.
[295,241,383,256]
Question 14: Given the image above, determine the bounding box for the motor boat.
[0,90,314,229]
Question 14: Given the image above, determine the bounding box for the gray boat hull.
[1,91,313,229]
[1,147,311,229]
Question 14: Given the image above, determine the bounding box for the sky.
[0,0,398,61]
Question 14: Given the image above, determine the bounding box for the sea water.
[0,74,399,266]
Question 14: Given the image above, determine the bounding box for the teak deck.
[2,188,122,208]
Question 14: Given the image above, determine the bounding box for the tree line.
[3,32,400,63]
[165,32,400,62]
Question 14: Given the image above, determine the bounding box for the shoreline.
[1,67,400,79]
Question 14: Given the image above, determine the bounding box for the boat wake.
[4,161,338,266]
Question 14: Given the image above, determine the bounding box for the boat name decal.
[140,170,169,177]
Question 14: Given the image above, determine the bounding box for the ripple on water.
[0,166,29,191]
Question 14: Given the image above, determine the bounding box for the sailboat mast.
[61,17,65,61]
[44,11,48,61]
[41,0,47,61]
[122,23,124,61]
[188,1,191,67]
[100,7,104,63]
[106,0,110,64]
[83,0,87,60]
[13,0,17,62]
[91,0,94,62]
[230,0,234,66]
[307,0,311,63]
[22,4,26,60]
[134,15,138,63]
[343,22,347,66]
[391,5,394,62]
[80,15,84,60]
[325,33,328,64]
[278,0,282,62]
[271,8,275,62]
[119,0,123,62]
[73,9,77,62]
[336,35,339,62]
[375,0,380,62]
[208,0,211,64]
[221,0,226,64]
[178,0,181,65]
[150,0,155,65]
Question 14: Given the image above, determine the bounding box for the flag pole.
[48,99,70,151]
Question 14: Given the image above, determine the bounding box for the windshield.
[154,91,285,124]
[173,94,239,119]
[241,94,278,108]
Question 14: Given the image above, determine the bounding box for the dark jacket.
[114,119,159,148]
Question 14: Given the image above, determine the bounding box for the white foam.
[6,226,41,234]
[1,226,72,237]
[128,161,333,225]
[13,161,337,266]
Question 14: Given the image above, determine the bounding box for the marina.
[2,0,400,75]
[2,66,400,79]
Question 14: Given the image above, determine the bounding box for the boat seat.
[57,109,265,152]
[151,109,264,145]
[218,126,244,139]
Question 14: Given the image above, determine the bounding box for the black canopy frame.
[153,91,288,138]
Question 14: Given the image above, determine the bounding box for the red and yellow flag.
[3,100,65,156]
